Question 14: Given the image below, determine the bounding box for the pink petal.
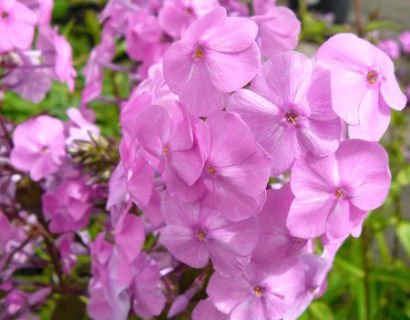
[193,300,229,320]
[207,112,255,167]
[251,51,313,108]
[336,140,391,211]
[380,75,407,110]
[287,196,333,239]
[127,157,154,207]
[206,42,261,92]
[324,200,353,240]
[115,214,145,263]
[170,144,205,186]
[206,17,258,52]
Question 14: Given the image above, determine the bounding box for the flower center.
[186,7,194,15]
[42,146,49,154]
[366,70,378,84]
[192,47,204,59]
[195,228,206,242]
[0,11,9,20]
[335,189,346,199]
[207,164,215,175]
[286,110,298,125]
[254,286,263,298]
[163,146,169,154]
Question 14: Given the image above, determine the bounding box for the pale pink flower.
[228,51,341,176]
[10,115,66,181]
[286,140,391,240]
[378,38,400,60]
[163,7,261,116]
[0,0,37,53]
[315,33,407,141]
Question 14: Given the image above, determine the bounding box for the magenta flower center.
[0,11,9,20]
[335,189,346,199]
[192,47,205,59]
[207,164,216,175]
[186,7,194,16]
[254,286,263,298]
[286,110,298,125]
[366,70,379,84]
[42,146,50,154]
[195,228,206,242]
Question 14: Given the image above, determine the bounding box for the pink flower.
[42,177,93,233]
[284,254,331,320]
[126,10,166,78]
[252,6,300,57]
[66,107,100,146]
[252,184,307,263]
[399,31,410,53]
[193,300,229,320]
[0,211,13,249]
[56,233,78,275]
[37,26,77,91]
[131,253,166,319]
[378,38,400,60]
[10,115,66,181]
[199,112,271,221]
[161,197,259,276]
[207,259,305,320]
[253,0,277,15]
[0,0,37,53]
[163,7,261,116]
[19,0,53,25]
[286,140,391,240]
[134,104,206,186]
[2,53,52,103]
[228,51,341,176]
[158,0,219,39]
[315,33,407,141]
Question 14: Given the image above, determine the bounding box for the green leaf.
[52,295,86,320]
[334,256,364,278]
[364,20,402,33]
[369,266,410,287]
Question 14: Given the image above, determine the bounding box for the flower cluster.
[0,0,407,319]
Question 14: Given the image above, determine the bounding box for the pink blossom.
[0,212,13,249]
[399,31,410,53]
[228,51,341,176]
[0,0,37,53]
[207,259,305,320]
[198,112,271,221]
[2,53,52,103]
[252,184,307,263]
[193,299,229,320]
[10,115,66,181]
[378,39,400,60]
[131,253,166,319]
[42,177,93,233]
[161,197,259,276]
[66,107,100,145]
[37,26,77,91]
[315,33,407,141]
[286,140,391,240]
[126,10,166,77]
[253,0,277,15]
[163,7,261,116]
[56,233,78,275]
[19,0,53,25]
[158,0,219,39]
[252,6,300,57]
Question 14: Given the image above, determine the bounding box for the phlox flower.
[2,52,52,103]
[19,0,53,25]
[56,233,78,275]
[10,115,66,181]
[0,212,13,249]
[163,7,261,116]
[0,0,37,53]
[42,177,93,233]
[228,51,341,176]
[378,38,400,60]
[37,26,77,91]
[193,299,229,320]
[315,33,407,141]
[131,253,166,319]
[158,0,219,39]
[252,5,300,57]
[207,259,305,320]
[253,0,277,15]
[284,254,331,320]
[399,31,410,53]
[252,183,307,263]
[286,140,391,240]
[161,196,259,276]
[189,112,271,221]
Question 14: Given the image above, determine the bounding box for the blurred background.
[1,0,409,319]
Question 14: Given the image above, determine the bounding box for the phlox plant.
[0,0,408,319]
